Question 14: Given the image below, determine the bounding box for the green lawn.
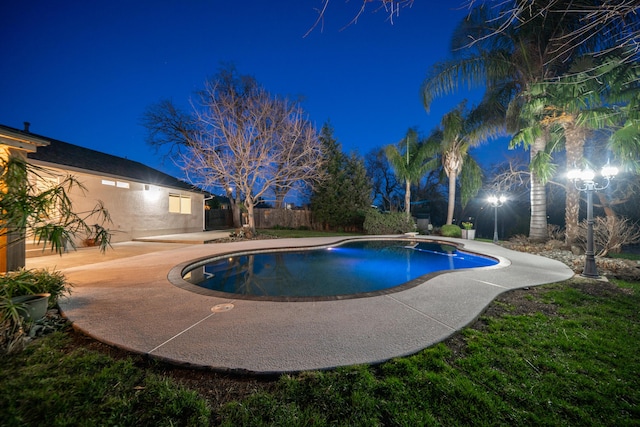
[608,251,640,261]
[257,228,359,238]
[1,278,638,426]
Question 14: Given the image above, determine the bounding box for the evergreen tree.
[311,123,372,230]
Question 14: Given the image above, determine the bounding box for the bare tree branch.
[462,1,640,65]
[305,0,415,37]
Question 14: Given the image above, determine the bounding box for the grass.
[608,252,640,261]
[0,333,210,426]
[217,278,639,426]
[1,278,638,426]
[257,228,359,238]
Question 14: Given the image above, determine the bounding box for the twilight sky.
[1,0,512,180]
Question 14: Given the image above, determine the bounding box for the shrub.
[578,215,640,257]
[0,268,70,303]
[363,210,416,235]
[547,224,565,241]
[440,224,462,238]
[1,269,71,353]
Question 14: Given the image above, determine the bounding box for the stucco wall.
[28,162,204,245]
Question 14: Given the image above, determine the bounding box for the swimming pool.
[181,239,498,301]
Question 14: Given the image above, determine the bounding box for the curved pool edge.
[54,235,575,375]
[168,236,508,302]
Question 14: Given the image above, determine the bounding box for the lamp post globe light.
[568,162,619,278]
[488,195,507,243]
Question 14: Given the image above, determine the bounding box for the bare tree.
[365,147,403,212]
[143,69,325,233]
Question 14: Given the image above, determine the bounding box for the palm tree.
[422,1,596,241]
[384,128,433,220]
[606,56,640,172]
[424,102,495,225]
[515,54,639,245]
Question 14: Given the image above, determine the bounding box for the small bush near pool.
[363,210,416,234]
[440,224,462,238]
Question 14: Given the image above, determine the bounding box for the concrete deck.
[26,233,575,375]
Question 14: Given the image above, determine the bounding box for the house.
[0,123,209,259]
[0,124,51,270]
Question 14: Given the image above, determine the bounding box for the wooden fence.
[251,208,313,229]
[205,209,233,229]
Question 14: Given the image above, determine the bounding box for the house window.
[169,194,191,214]
[102,179,129,189]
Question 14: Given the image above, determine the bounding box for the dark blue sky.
[1,1,512,179]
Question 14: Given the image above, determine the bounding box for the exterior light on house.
[143,184,161,202]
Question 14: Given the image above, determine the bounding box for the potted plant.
[1,268,70,315]
[0,268,71,352]
[0,155,104,353]
[461,221,476,239]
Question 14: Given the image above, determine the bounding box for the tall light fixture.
[488,195,507,243]
[567,162,619,278]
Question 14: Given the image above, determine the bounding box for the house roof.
[0,123,50,152]
[0,124,203,193]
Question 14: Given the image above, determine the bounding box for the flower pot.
[11,293,51,321]
[462,229,476,240]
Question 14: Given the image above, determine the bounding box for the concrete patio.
[26,233,575,375]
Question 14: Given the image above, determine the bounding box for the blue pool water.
[183,240,497,299]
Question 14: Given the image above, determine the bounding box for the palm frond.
[421,56,487,112]
[459,157,483,207]
[529,150,556,185]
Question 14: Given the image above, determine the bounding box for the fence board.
[253,209,312,229]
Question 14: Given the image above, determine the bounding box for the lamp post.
[567,162,619,278]
[488,195,507,243]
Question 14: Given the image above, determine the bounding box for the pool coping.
[48,235,574,375]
